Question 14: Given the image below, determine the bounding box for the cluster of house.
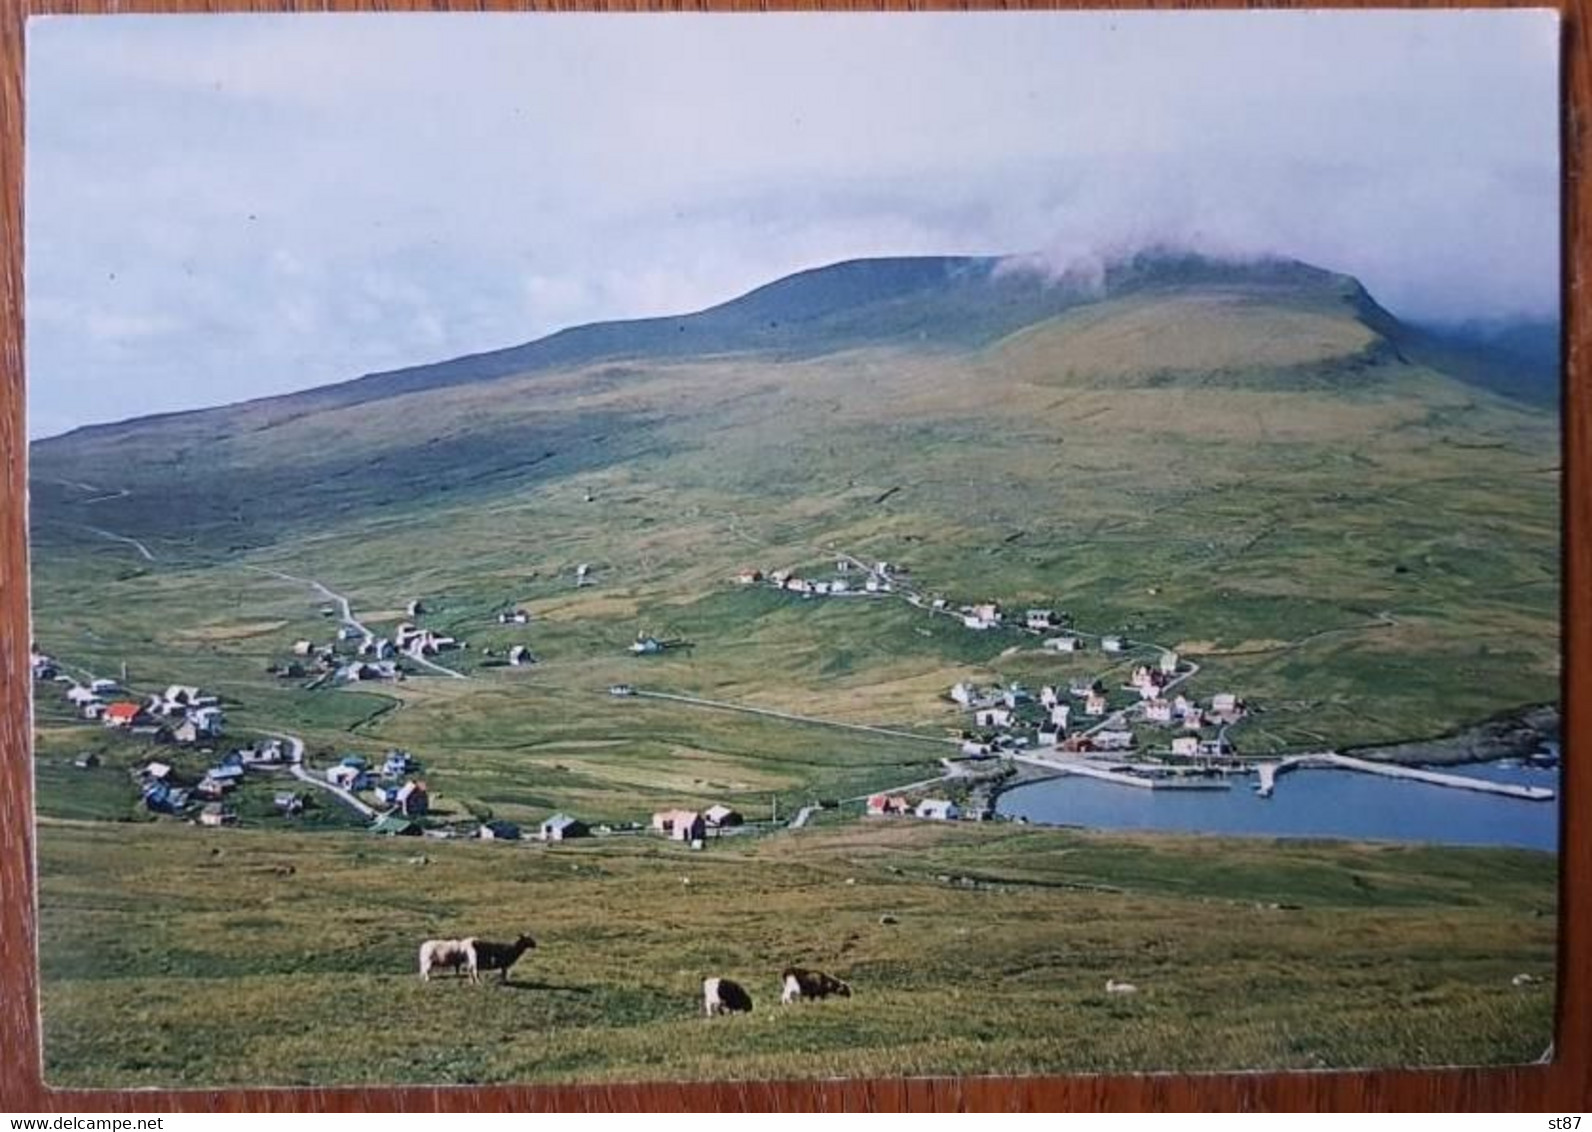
[865,794,961,821]
[284,635,402,684]
[53,671,226,748]
[371,804,745,844]
[277,597,468,685]
[650,804,744,843]
[947,659,1246,758]
[326,749,429,815]
[136,736,299,824]
[736,559,907,598]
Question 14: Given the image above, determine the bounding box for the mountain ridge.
[42,250,1407,445]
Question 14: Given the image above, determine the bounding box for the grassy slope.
[37,820,1554,1087]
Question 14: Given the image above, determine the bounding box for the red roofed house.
[104,702,145,729]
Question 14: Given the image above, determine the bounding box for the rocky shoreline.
[1346,704,1560,768]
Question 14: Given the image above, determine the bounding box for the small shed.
[480,819,523,841]
[371,814,422,836]
[198,803,237,828]
[72,752,101,769]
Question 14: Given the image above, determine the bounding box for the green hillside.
[26,251,1559,1083]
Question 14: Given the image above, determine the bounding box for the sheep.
[467,933,537,983]
[780,966,852,1004]
[703,976,754,1016]
[418,938,476,983]
[1105,978,1139,995]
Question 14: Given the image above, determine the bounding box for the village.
[27,536,1281,850]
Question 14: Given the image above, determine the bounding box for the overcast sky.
[25,10,1560,438]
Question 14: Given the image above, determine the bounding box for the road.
[289,758,379,817]
[272,731,383,818]
[242,565,468,680]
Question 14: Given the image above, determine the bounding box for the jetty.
[1254,752,1555,801]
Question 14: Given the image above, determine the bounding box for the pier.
[1254,752,1554,801]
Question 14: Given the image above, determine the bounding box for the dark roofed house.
[371,814,422,836]
[479,819,522,841]
[540,813,588,841]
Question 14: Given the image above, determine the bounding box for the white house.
[1039,685,1060,708]
[327,764,362,788]
[508,645,534,666]
[1171,736,1199,757]
[1050,704,1071,729]
[1085,692,1108,716]
[1036,726,1061,747]
[1093,730,1136,751]
[89,678,119,695]
[1212,693,1241,716]
[1144,699,1173,723]
[960,739,992,757]
[66,685,98,706]
[1044,636,1081,653]
[949,682,976,707]
[915,798,961,821]
[1025,609,1057,630]
[1101,636,1124,653]
[974,708,1014,728]
[1160,651,1180,675]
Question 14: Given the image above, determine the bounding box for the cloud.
[24,10,1560,437]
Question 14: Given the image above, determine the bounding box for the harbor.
[996,754,1560,850]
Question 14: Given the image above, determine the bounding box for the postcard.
[25,10,1561,1087]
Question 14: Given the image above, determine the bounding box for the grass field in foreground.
[38,818,1555,1087]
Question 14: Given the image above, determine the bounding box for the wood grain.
[1,0,1587,1113]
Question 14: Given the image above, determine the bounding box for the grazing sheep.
[780,966,852,1004]
[468,933,537,983]
[418,938,476,982]
[703,976,754,1016]
[1105,978,1139,995]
